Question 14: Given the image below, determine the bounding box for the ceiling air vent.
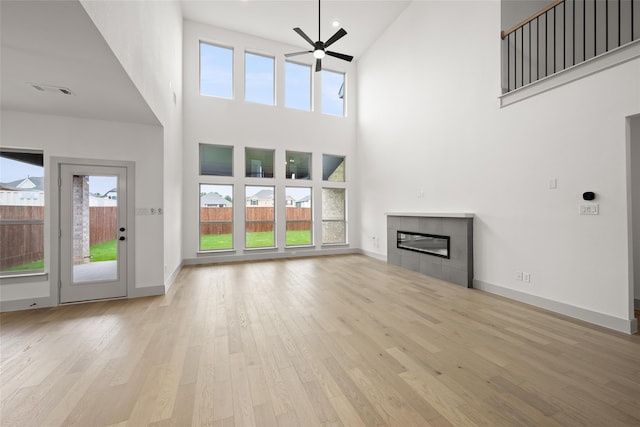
[28,83,74,96]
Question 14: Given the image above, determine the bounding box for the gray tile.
[418,217,443,235]
[419,256,442,279]
[442,265,471,288]
[400,250,420,271]
[442,218,470,238]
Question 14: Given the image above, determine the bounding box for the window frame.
[245,147,275,179]
[199,184,234,253]
[245,185,276,249]
[285,186,313,247]
[322,153,346,182]
[244,51,276,106]
[285,150,312,180]
[199,41,234,99]
[321,187,347,245]
[284,60,312,111]
[0,149,46,277]
[321,69,346,117]
[199,143,234,177]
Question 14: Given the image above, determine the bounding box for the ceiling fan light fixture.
[313,49,325,59]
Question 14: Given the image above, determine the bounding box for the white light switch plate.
[579,204,599,215]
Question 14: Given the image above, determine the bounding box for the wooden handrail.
[501,0,565,39]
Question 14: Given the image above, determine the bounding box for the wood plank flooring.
[2,254,640,426]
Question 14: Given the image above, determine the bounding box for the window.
[200,42,233,99]
[245,186,275,248]
[285,151,311,180]
[286,187,312,246]
[200,144,233,176]
[321,70,345,116]
[245,52,275,105]
[322,154,345,182]
[0,150,45,275]
[285,61,312,111]
[245,148,275,178]
[322,188,346,244]
[200,184,233,251]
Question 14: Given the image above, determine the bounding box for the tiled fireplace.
[386,213,474,288]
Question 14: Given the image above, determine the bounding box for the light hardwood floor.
[2,254,640,426]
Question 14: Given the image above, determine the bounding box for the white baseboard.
[130,285,165,298]
[359,249,387,261]
[184,247,360,266]
[0,296,56,312]
[474,279,638,334]
[164,261,184,293]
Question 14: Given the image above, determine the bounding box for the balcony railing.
[502,0,638,93]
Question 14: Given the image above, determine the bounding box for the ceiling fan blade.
[326,51,354,62]
[285,51,312,57]
[315,58,322,72]
[324,28,347,48]
[293,27,315,47]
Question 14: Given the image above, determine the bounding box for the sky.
[201,184,311,203]
[200,42,344,115]
[0,157,116,196]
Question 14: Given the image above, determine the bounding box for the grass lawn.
[2,239,117,273]
[200,230,311,250]
[90,240,117,262]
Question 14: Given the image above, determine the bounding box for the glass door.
[59,164,128,303]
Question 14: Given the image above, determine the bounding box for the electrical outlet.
[580,204,599,215]
[516,271,523,281]
[523,272,531,283]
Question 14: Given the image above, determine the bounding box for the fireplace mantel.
[386,213,473,288]
[385,212,474,218]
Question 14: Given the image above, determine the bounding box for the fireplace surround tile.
[386,213,473,288]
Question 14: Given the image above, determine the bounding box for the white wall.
[80,0,184,286]
[357,1,640,331]
[631,116,640,307]
[0,111,164,302]
[182,21,358,262]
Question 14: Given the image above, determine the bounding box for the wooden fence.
[0,206,117,270]
[0,206,44,269]
[90,207,117,245]
[200,207,311,234]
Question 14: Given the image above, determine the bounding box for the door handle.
[120,227,126,232]
[119,236,126,241]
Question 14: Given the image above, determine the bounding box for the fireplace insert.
[397,231,450,259]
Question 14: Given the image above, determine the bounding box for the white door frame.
[50,157,135,304]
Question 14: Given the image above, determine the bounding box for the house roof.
[201,192,231,206]
[297,195,311,203]
[248,189,274,200]
[0,176,44,192]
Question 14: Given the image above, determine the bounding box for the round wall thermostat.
[583,191,596,201]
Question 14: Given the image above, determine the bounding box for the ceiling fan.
[285,0,353,72]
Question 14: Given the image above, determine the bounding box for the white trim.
[474,279,638,334]
[50,156,135,304]
[360,249,387,261]
[184,247,359,266]
[130,285,165,298]
[500,40,640,107]
[0,296,55,312]
[385,212,474,218]
[164,261,184,293]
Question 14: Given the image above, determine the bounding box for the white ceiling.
[181,0,411,59]
[0,1,159,125]
[0,1,409,125]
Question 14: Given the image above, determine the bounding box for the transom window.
[200,42,233,99]
[285,61,312,111]
[245,52,275,105]
[321,70,345,116]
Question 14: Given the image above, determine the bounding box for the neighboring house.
[89,194,117,207]
[285,195,295,206]
[295,195,311,208]
[0,176,44,206]
[246,189,274,206]
[103,188,117,200]
[201,192,231,207]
